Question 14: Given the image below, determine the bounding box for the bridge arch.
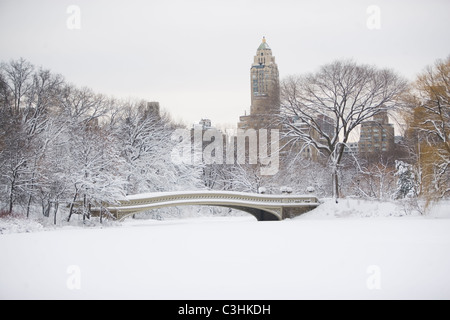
[111,200,282,222]
[91,191,319,221]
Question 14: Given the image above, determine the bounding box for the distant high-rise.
[138,101,160,119]
[359,110,395,154]
[238,37,280,130]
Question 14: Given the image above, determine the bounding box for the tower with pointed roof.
[238,37,280,130]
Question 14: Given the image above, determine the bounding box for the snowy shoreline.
[1,198,449,235]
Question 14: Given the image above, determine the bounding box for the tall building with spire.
[238,37,280,130]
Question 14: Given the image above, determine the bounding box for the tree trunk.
[8,175,16,214]
[332,168,339,203]
[53,202,59,225]
[82,194,87,222]
[26,194,32,218]
[331,144,345,202]
[26,162,37,218]
[8,184,14,214]
[67,192,78,222]
[44,200,51,217]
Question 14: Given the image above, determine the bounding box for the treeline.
[351,56,450,204]
[0,56,448,222]
[215,57,449,207]
[400,56,450,203]
[0,58,202,222]
[277,57,449,205]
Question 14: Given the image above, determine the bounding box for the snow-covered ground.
[0,199,449,299]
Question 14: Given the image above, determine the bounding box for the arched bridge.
[92,191,320,221]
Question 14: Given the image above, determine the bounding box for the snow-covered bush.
[393,160,418,200]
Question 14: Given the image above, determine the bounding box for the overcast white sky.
[1,0,449,128]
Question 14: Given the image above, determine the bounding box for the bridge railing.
[88,191,320,221]
[117,192,319,206]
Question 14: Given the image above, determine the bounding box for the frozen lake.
[1,207,450,299]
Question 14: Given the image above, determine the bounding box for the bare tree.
[0,72,10,110]
[351,157,396,200]
[0,58,34,114]
[403,56,450,200]
[281,60,407,199]
[277,153,333,197]
[224,163,265,193]
[115,101,175,194]
[22,68,65,217]
[60,85,108,124]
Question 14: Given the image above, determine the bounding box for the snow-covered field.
[0,199,449,300]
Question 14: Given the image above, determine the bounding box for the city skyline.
[1,0,449,127]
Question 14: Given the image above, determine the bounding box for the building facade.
[358,111,395,154]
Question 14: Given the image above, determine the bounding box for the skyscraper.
[238,37,281,130]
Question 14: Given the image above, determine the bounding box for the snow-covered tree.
[0,58,34,114]
[0,113,27,213]
[393,160,418,200]
[281,60,407,200]
[348,155,397,200]
[55,88,129,222]
[403,56,450,200]
[64,122,128,222]
[275,154,333,197]
[224,163,265,193]
[0,58,207,222]
[0,62,65,215]
[114,102,203,195]
[22,67,65,217]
